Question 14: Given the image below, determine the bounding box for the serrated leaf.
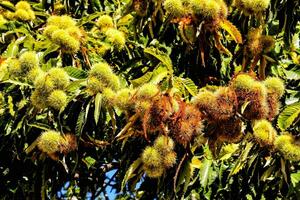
[220,56,232,79]
[66,79,85,93]
[64,66,88,79]
[144,46,173,72]
[283,67,300,80]
[150,65,169,84]
[94,93,102,125]
[230,142,254,176]
[199,157,212,188]
[219,143,239,160]
[2,80,33,88]
[75,108,85,136]
[291,171,300,187]
[182,78,198,96]
[174,77,198,97]
[277,102,300,131]
[130,71,153,87]
[121,158,142,191]
[219,19,242,44]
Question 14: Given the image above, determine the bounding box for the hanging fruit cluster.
[31,68,70,110]
[113,72,287,178]
[43,15,84,53]
[36,130,77,160]
[141,136,177,178]
[90,14,127,52]
[4,51,42,83]
[0,1,35,21]
[163,0,242,57]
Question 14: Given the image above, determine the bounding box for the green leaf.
[130,65,170,87]
[219,19,242,44]
[173,77,198,97]
[277,102,300,131]
[246,194,253,200]
[7,96,14,116]
[150,65,169,84]
[66,79,86,93]
[5,39,21,57]
[181,161,193,193]
[108,107,117,134]
[260,166,275,181]
[181,78,198,97]
[0,1,15,11]
[2,80,33,88]
[219,143,239,160]
[75,108,86,136]
[283,67,300,80]
[83,156,96,169]
[41,43,60,59]
[27,123,51,131]
[199,157,212,188]
[64,66,88,79]
[144,46,173,73]
[280,158,288,183]
[130,71,153,87]
[121,158,142,191]
[220,56,232,79]
[230,142,254,176]
[191,156,202,169]
[77,12,104,26]
[94,93,102,125]
[176,161,193,193]
[291,171,300,187]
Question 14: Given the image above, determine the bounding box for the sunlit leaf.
[83,156,96,169]
[199,157,212,188]
[64,66,88,79]
[291,171,300,187]
[94,93,102,125]
[121,158,142,191]
[277,102,300,131]
[219,19,242,44]
[230,142,254,176]
[219,143,239,160]
[191,157,201,169]
[144,46,173,73]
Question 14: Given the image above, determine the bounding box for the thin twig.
[173,153,187,194]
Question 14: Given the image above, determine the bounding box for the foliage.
[0,0,299,199]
